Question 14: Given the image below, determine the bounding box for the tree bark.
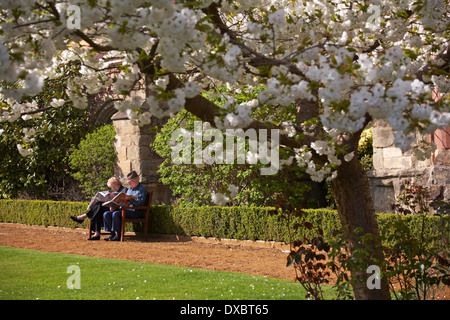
[331,138,391,300]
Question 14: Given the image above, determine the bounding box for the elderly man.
[103,171,148,241]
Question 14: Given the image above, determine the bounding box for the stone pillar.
[111,111,172,205]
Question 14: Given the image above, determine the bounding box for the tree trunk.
[331,152,390,300]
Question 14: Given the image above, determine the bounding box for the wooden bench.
[88,191,153,242]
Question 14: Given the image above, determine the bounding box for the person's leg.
[71,201,104,224]
[103,210,116,240]
[110,210,145,241]
[110,210,122,241]
[103,210,112,231]
[70,213,87,223]
[90,208,105,238]
[87,203,105,238]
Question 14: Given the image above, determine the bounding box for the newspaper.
[87,191,117,211]
[102,192,136,209]
[95,191,117,202]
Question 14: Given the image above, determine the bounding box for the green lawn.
[0,246,335,300]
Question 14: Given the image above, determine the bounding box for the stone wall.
[112,112,172,205]
[368,120,449,213]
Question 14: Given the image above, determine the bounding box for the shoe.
[110,234,121,241]
[88,235,100,241]
[104,232,116,241]
[70,216,83,224]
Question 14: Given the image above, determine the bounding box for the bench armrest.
[120,206,148,210]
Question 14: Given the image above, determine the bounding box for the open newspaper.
[95,191,117,202]
[86,191,118,211]
[102,192,136,208]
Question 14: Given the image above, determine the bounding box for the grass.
[0,246,336,300]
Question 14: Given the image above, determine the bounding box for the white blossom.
[228,184,239,198]
[17,144,33,157]
[211,191,230,206]
[50,99,65,108]
[344,152,354,162]
[0,0,447,166]
[268,9,286,29]
[183,81,200,99]
[223,45,241,68]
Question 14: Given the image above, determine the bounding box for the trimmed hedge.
[0,199,88,228]
[148,206,340,242]
[0,200,448,246]
[376,213,450,249]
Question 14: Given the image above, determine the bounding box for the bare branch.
[20,106,54,116]
[72,30,115,52]
[12,18,59,29]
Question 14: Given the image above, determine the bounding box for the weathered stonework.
[368,120,449,213]
[111,111,172,205]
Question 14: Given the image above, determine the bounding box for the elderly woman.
[70,177,127,240]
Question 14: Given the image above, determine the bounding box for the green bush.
[0,199,87,227]
[0,62,91,200]
[68,124,117,199]
[153,109,311,208]
[377,213,449,251]
[0,199,448,246]
[146,205,340,242]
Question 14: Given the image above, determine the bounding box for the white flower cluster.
[201,34,244,84]
[223,45,241,68]
[214,99,257,129]
[431,75,450,94]
[291,45,450,152]
[143,81,200,121]
[51,98,66,109]
[17,144,33,157]
[0,0,448,167]
[149,7,201,72]
[268,9,287,30]
[294,146,337,182]
[16,127,36,157]
[113,95,153,127]
[66,78,88,110]
[293,139,355,183]
[211,184,239,206]
[79,65,111,95]
[258,66,315,110]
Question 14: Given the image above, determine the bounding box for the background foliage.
[0,63,91,200]
[68,124,117,199]
[153,109,323,208]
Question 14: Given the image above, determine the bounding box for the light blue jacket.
[126,183,148,210]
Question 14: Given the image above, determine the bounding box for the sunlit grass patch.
[0,246,335,300]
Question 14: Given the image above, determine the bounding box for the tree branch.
[72,30,115,52]
[164,73,301,149]
[416,44,450,82]
[20,106,54,116]
[205,3,306,77]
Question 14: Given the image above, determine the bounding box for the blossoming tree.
[1,0,449,299]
